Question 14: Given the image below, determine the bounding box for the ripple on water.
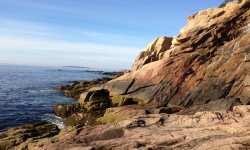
[0,65,111,131]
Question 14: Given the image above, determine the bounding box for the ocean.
[0,64,112,132]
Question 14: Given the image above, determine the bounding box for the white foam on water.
[28,89,52,93]
[42,113,65,129]
[39,89,53,92]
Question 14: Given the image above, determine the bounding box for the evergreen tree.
[219,0,242,8]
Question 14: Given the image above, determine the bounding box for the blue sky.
[0,0,222,69]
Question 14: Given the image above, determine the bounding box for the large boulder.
[79,89,110,112]
[89,89,110,101]
[55,89,111,126]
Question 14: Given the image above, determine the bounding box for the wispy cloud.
[0,1,155,69]
[78,55,134,62]
[0,35,141,69]
[0,17,152,47]
[0,19,61,39]
[0,35,141,57]
[0,17,145,62]
[7,1,78,14]
[0,19,53,31]
[79,30,150,45]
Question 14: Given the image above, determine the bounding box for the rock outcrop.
[132,36,173,71]
[3,1,250,150]
[53,77,112,100]
[56,0,250,135]
[15,105,250,150]
[93,1,250,112]
[0,122,59,150]
[52,78,113,126]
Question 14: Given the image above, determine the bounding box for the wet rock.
[101,71,124,78]
[56,89,111,126]
[0,122,59,150]
[54,103,85,118]
[53,77,112,100]
[83,70,103,74]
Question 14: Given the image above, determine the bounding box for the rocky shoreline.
[0,73,125,150]
[2,1,250,150]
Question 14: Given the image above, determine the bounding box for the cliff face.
[96,1,250,111]
[4,1,250,150]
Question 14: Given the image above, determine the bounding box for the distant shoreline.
[62,66,89,69]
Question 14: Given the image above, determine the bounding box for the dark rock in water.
[53,77,112,100]
[65,88,86,100]
[63,66,88,69]
[71,81,79,84]
[0,122,59,150]
[101,71,124,78]
[83,70,103,74]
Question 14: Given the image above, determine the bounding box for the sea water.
[0,64,112,132]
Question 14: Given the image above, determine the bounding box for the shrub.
[219,0,242,8]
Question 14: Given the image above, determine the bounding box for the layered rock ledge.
[92,1,250,110]
[2,1,250,150]
[4,105,250,150]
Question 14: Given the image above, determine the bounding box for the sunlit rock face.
[26,105,250,150]
[5,1,250,150]
[94,1,250,111]
[131,36,173,71]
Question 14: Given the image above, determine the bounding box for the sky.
[0,0,222,69]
